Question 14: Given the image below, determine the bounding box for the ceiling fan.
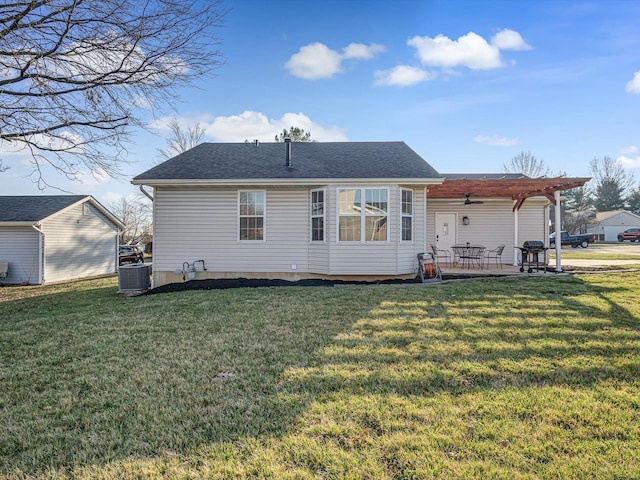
[463,193,484,205]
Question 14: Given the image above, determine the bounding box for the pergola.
[427,175,591,271]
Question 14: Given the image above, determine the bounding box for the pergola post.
[554,190,562,272]
[513,203,519,266]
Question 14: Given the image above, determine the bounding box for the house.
[586,210,640,242]
[132,141,589,287]
[0,196,125,285]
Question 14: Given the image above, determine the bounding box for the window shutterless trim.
[401,188,413,242]
[310,188,326,242]
[237,190,266,242]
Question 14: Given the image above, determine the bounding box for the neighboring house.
[132,141,589,287]
[0,196,125,285]
[586,210,640,241]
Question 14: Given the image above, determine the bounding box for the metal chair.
[430,244,452,267]
[484,244,505,269]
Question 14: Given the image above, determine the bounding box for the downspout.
[139,184,155,287]
[513,202,519,266]
[31,224,45,284]
[139,185,153,201]
[554,190,562,272]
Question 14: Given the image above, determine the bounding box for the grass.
[549,251,640,260]
[548,243,640,260]
[1,274,639,478]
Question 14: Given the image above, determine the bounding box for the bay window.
[401,189,413,241]
[338,188,388,242]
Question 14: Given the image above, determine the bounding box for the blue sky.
[2,0,640,205]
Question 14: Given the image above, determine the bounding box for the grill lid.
[523,240,545,250]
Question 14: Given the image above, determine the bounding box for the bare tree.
[111,195,151,246]
[503,151,550,178]
[157,119,206,162]
[0,0,225,187]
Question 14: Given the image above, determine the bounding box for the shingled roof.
[0,195,125,228]
[0,195,88,222]
[133,141,442,184]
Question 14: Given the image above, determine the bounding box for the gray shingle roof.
[0,195,87,222]
[133,142,442,182]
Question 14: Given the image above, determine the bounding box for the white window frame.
[336,187,390,243]
[401,188,413,242]
[310,188,326,243]
[238,190,266,242]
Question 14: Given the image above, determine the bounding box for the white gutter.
[31,224,45,284]
[554,190,562,272]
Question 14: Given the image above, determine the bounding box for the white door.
[435,212,457,251]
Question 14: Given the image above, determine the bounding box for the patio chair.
[430,244,452,267]
[484,244,505,269]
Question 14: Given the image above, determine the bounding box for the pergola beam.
[427,177,590,211]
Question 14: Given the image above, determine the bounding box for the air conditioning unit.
[118,264,151,292]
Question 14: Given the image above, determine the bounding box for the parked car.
[617,228,640,242]
[119,245,144,265]
[549,231,595,248]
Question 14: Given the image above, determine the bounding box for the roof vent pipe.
[254,139,259,147]
[284,137,292,167]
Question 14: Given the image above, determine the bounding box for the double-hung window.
[310,189,325,242]
[338,188,388,242]
[401,189,413,242]
[238,191,265,241]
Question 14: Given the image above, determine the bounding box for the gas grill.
[516,240,548,273]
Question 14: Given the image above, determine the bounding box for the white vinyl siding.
[427,197,548,265]
[153,187,309,275]
[151,185,425,283]
[42,201,118,283]
[0,227,40,284]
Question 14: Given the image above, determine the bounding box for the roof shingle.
[133,142,441,182]
[0,195,87,222]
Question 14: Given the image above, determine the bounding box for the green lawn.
[1,274,639,479]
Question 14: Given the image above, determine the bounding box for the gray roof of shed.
[0,195,88,222]
[133,141,442,182]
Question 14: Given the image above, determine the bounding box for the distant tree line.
[504,151,639,233]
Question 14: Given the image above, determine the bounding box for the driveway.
[555,242,640,268]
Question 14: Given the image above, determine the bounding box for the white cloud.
[285,42,385,79]
[374,65,436,86]
[169,110,348,142]
[474,134,520,147]
[491,29,532,51]
[73,167,111,187]
[342,42,386,60]
[407,29,530,71]
[620,145,639,155]
[408,32,501,70]
[625,71,640,94]
[617,154,640,169]
[285,42,343,79]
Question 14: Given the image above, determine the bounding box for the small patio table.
[452,244,485,269]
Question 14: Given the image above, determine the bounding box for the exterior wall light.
[462,216,470,225]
